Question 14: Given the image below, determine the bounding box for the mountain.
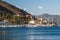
[0,0,32,24]
[0,0,31,15]
[35,14,60,25]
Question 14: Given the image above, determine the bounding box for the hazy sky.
[3,0,60,15]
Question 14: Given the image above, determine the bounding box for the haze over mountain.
[35,14,60,25]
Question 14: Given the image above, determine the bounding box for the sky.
[3,0,60,15]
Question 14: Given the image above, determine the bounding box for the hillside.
[35,14,60,25]
[0,0,32,24]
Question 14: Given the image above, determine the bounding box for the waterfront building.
[29,20,35,24]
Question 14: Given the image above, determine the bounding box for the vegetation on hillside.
[0,11,31,25]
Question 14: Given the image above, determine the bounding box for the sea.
[0,26,60,40]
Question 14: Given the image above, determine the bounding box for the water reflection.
[0,27,60,40]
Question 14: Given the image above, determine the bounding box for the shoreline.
[0,24,59,27]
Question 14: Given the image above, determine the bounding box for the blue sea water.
[0,26,60,40]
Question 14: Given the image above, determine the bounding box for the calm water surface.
[0,26,60,40]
